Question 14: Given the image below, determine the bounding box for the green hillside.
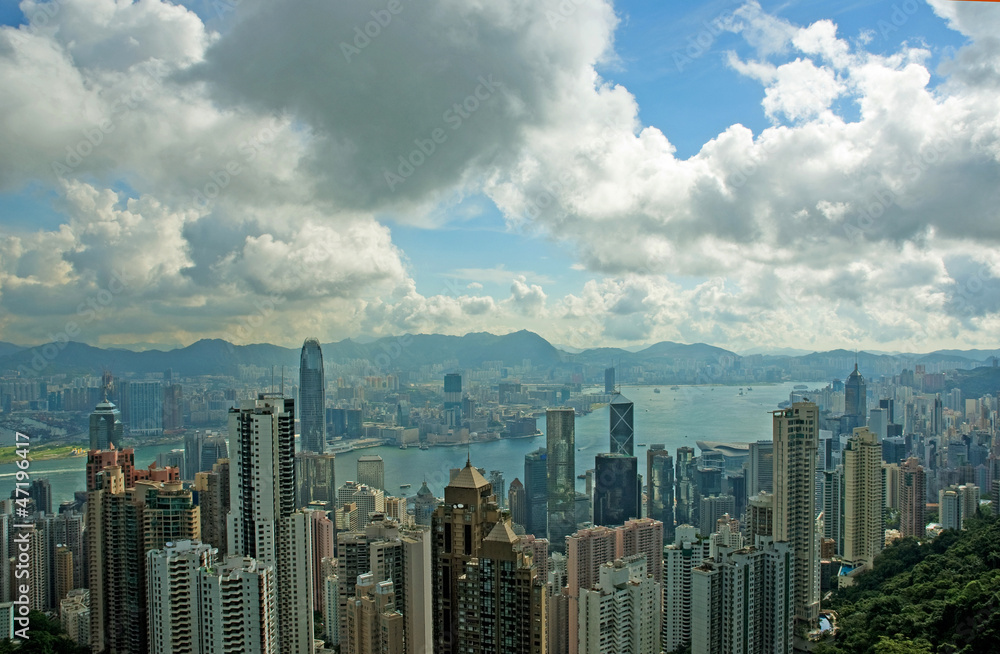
[817,514,1000,654]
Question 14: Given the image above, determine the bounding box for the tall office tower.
[201,556,280,654]
[414,481,437,527]
[841,427,883,569]
[89,394,123,451]
[690,538,794,654]
[844,364,867,431]
[547,408,577,551]
[87,470,200,654]
[821,469,842,552]
[455,519,546,654]
[647,446,675,542]
[578,556,659,654]
[299,338,327,454]
[604,367,615,394]
[184,431,201,479]
[698,495,736,537]
[162,383,183,431]
[508,478,527,528]
[609,393,634,456]
[296,452,336,510]
[431,460,503,654]
[772,401,820,626]
[28,478,52,515]
[156,449,185,473]
[593,454,640,527]
[524,448,548,538]
[675,446,696,526]
[444,373,462,424]
[489,470,506,508]
[227,395,314,654]
[146,540,216,654]
[202,435,229,472]
[346,574,405,654]
[127,380,163,437]
[868,408,888,442]
[900,458,926,538]
[939,484,979,531]
[194,459,230,556]
[358,455,386,491]
[662,526,712,654]
[882,437,907,466]
[746,440,774,496]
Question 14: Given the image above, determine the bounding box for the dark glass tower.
[646,445,674,542]
[609,393,634,456]
[299,338,326,454]
[546,408,576,552]
[845,363,867,430]
[523,448,548,538]
[593,453,639,527]
[89,395,123,451]
[675,446,696,526]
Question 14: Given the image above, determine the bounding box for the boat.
[637,443,647,447]
[399,443,408,450]
[577,474,587,480]
[418,443,429,450]
[653,388,661,394]
[399,483,411,489]
[670,386,679,391]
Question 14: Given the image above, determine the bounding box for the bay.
[0,382,804,506]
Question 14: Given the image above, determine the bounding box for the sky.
[1,0,999,354]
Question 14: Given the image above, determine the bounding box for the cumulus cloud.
[2,0,1000,352]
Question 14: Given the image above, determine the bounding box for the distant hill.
[0,342,23,358]
[947,365,1000,398]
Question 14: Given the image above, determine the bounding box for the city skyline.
[1,1,999,354]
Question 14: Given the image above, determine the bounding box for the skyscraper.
[194,460,230,556]
[772,401,820,626]
[547,408,576,551]
[578,556,659,654]
[89,395,123,451]
[444,372,462,425]
[126,380,163,437]
[844,364,867,430]
[646,446,675,544]
[299,338,327,454]
[508,478,526,529]
[227,395,314,654]
[745,440,774,497]
[604,367,615,394]
[593,454,639,527]
[431,459,503,654]
[675,447,696,526]
[200,555,280,654]
[524,447,548,538]
[609,393,634,456]
[296,452,337,511]
[900,457,926,538]
[357,455,386,491]
[147,540,216,654]
[841,427,883,569]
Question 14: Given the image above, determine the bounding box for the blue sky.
[1,1,999,352]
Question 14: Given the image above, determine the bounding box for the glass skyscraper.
[299,338,326,454]
[609,392,634,456]
[546,408,575,552]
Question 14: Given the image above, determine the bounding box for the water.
[0,382,802,505]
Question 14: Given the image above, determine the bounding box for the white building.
[578,555,659,654]
[147,540,215,654]
[662,526,711,653]
[200,556,279,654]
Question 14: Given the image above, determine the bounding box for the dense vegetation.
[818,513,1000,654]
[0,612,89,653]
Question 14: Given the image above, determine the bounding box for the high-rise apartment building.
[456,519,546,654]
[295,452,337,510]
[547,408,576,551]
[661,526,712,653]
[578,555,659,654]
[227,395,314,654]
[299,338,327,454]
[194,459,230,556]
[646,445,675,544]
[939,483,979,531]
[841,427,883,569]
[431,460,504,654]
[200,555,279,654]
[609,393,634,456]
[690,538,794,654]
[346,574,405,654]
[900,457,926,538]
[772,401,820,626]
[147,540,216,654]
